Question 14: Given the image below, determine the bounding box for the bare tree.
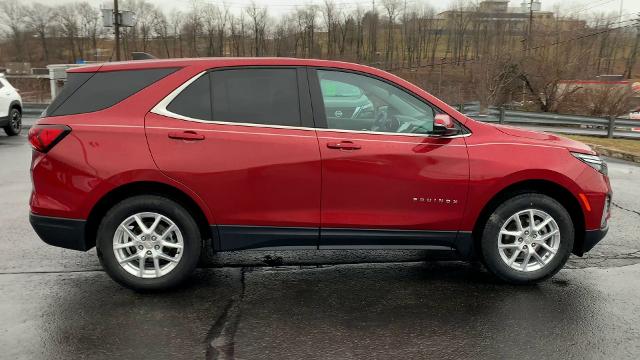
[56,4,80,62]
[77,2,101,61]
[382,0,400,68]
[169,11,184,57]
[471,55,519,113]
[23,2,54,62]
[184,1,203,57]
[153,9,172,58]
[202,3,219,56]
[322,0,336,58]
[0,1,26,62]
[245,1,267,56]
[295,5,318,58]
[229,12,247,57]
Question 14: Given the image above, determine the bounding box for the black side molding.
[212,225,474,258]
[320,228,473,258]
[30,213,88,251]
[216,225,318,251]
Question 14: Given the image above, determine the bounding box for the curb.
[586,143,640,164]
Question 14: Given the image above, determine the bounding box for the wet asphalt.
[1,133,640,359]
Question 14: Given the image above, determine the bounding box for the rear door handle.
[168,130,205,141]
[326,141,361,150]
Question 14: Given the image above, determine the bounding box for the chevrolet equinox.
[28,58,611,290]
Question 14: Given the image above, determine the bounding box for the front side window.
[211,68,301,127]
[317,70,438,135]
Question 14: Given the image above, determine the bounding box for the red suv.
[28,58,611,290]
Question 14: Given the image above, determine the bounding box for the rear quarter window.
[47,68,179,117]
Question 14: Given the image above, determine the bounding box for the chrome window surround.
[150,70,471,139]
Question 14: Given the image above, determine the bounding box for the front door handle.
[326,141,361,150]
[168,130,205,141]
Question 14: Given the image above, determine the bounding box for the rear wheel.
[97,195,202,291]
[480,193,574,284]
[3,107,21,136]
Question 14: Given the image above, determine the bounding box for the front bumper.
[577,225,609,256]
[29,213,88,251]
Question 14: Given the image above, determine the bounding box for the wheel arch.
[471,179,586,258]
[84,181,212,251]
[9,100,21,112]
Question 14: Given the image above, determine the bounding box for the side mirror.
[432,114,457,136]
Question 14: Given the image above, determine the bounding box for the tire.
[3,107,21,136]
[480,193,574,285]
[97,195,202,291]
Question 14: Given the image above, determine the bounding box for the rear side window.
[45,72,93,116]
[48,68,178,117]
[166,73,211,120]
[211,68,301,127]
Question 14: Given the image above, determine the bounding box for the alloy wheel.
[112,212,184,278]
[10,109,21,132]
[497,209,561,272]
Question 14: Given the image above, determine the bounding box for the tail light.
[28,125,71,153]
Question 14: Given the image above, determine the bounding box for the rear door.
[146,67,321,250]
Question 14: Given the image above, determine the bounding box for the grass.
[564,135,640,156]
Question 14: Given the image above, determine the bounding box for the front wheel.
[480,193,574,284]
[97,195,202,291]
[3,108,21,136]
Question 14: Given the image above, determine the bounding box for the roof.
[67,57,376,73]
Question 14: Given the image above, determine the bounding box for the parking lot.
[1,132,640,359]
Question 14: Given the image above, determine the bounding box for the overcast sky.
[15,0,640,19]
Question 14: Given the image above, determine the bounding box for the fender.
[9,100,22,112]
[82,169,216,225]
[461,168,586,231]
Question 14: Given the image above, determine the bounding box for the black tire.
[480,193,574,285]
[97,195,202,291]
[3,107,21,136]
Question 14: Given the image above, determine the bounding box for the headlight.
[571,152,608,176]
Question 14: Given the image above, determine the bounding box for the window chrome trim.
[150,70,471,139]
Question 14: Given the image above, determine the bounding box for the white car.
[0,73,22,136]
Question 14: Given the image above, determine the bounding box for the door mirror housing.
[432,114,458,136]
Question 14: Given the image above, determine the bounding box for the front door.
[309,68,470,249]
[146,67,321,250]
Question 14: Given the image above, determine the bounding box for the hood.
[491,123,595,154]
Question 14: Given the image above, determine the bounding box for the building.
[438,0,585,33]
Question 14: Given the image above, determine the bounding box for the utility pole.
[114,0,121,61]
[526,0,534,53]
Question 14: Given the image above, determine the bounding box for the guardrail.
[459,104,639,138]
[23,103,47,116]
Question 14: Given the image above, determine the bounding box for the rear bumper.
[29,213,88,251]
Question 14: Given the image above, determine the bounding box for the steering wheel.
[373,107,400,132]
